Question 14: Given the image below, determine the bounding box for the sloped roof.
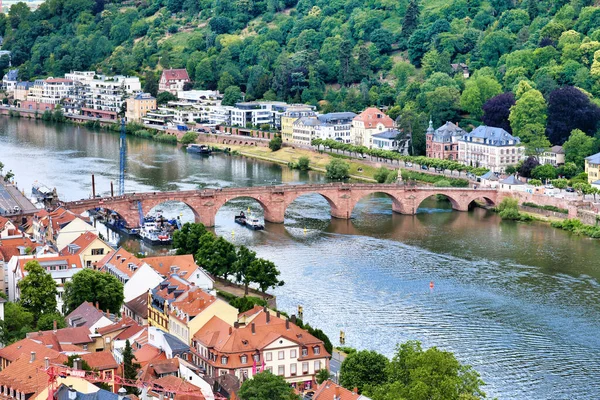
[0,338,62,362]
[0,350,67,396]
[353,107,394,129]
[549,145,564,154]
[500,175,525,185]
[96,316,138,336]
[169,287,216,320]
[461,126,520,146]
[66,301,107,329]
[134,344,166,364]
[59,231,106,256]
[0,236,35,262]
[585,152,600,164]
[124,292,149,319]
[314,380,365,400]
[143,254,199,281]
[27,326,93,345]
[80,351,119,370]
[55,384,121,400]
[431,121,466,143]
[98,247,145,280]
[162,69,190,82]
[372,129,401,140]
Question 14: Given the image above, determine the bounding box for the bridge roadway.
[63,183,500,228]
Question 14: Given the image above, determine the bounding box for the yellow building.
[281,106,315,143]
[126,92,157,123]
[59,231,113,269]
[168,287,238,345]
[585,152,600,184]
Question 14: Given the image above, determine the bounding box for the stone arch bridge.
[64,184,500,228]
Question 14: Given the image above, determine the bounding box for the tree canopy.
[238,371,300,400]
[63,268,124,315]
[18,260,58,319]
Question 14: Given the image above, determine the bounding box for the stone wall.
[218,125,276,140]
[519,205,569,219]
[577,209,600,226]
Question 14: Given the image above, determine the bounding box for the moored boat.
[187,144,212,154]
[140,222,172,245]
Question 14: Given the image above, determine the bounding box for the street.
[0,179,37,215]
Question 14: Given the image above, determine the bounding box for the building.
[2,69,18,93]
[585,152,600,184]
[281,106,316,143]
[125,92,156,123]
[26,78,74,105]
[451,63,470,78]
[315,112,356,144]
[539,145,565,166]
[148,275,192,332]
[425,121,466,160]
[159,69,190,95]
[123,292,148,325]
[26,326,96,351]
[7,253,83,312]
[143,254,214,292]
[313,380,370,400]
[458,126,524,173]
[13,81,31,101]
[499,175,526,191]
[167,286,238,345]
[79,352,119,391]
[55,218,98,252]
[59,231,112,268]
[0,216,20,238]
[350,107,395,148]
[292,117,321,146]
[192,307,330,391]
[177,90,221,104]
[372,130,405,152]
[79,75,141,120]
[65,301,113,332]
[0,236,47,295]
[230,102,278,128]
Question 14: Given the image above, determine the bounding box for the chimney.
[68,386,77,400]
[96,301,99,309]
[228,327,232,335]
[353,387,358,395]
[53,320,57,332]
[251,323,255,335]
[335,386,341,399]
[276,311,280,318]
[30,351,36,362]
[285,319,290,330]
[233,322,239,329]
[266,312,270,324]
[291,315,296,324]
[44,357,50,370]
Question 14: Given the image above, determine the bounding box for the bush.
[496,197,533,221]
[552,218,600,238]
[433,179,451,187]
[401,170,469,187]
[325,159,350,180]
[180,131,198,145]
[296,156,310,171]
[155,134,178,144]
[374,167,390,183]
[384,170,397,183]
[229,296,267,313]
[269,136,282,151]
[522,202,568,214]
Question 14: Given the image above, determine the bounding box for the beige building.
[539,145,565,166]
[350,107,395,148]
[59,231,113,269]
[126,93,157,122]
[281,106,316,143]
[458,126,524,173]
[55,218,98,252]
[292,117,320,146]
[13,82,32,101]
[159,69,190,95]
[585,152,600,184]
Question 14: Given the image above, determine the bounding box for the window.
[265,352,272,361]
[221,356,227,365]
[278,351,285,360]
[313,346,320,355]
[91,248,104,256]
[314,360,321,371]
[302,348,308,356]
[290,363,297,375]
[253,354,260,362]
[290,349,297,358]
[278,365,285,376]
[241,355,247,364]
[302,362,309,374]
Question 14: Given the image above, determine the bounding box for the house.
[499,175,526,191]
[79,352,119,391]
[2,69,18,93]
[281,106,316,142]
[26,78,74,105]
[292,117,321,146]
[65,301,113,332]
[123,292,148,325]
[585,152,600,184]
[350,108,395,148]
[26,326,96,351]
[451,63,470,78]
[143,254,214,292]
[159,69,190,95]
[0,216,21,238]
[147,326,192,361]
[148,275,194,332]
[126,92,157,123]
[53,383,126,400]
[13,81,32,101]
[372,129,407,153]
[0,338,65,370]
[95,317,144,352]
[0,235,37,295]
[426,120,466,161]
[8,253,84,312]
[314,112,356,144]
[55,218,98,252]
[458,126,524,173]
[137,357,214,400]
[479,170,499,188]
[167,285,238,345]
[59,231,112,268]
[313,380,370,400]
[192,307,330,391]
[539,145,565,166]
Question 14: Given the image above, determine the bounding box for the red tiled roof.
[313,380,360,400]
[98,247,145,279]
[0,351,67,396]
[59,231,104,256]
[353,107,394,128]
[96,316,137,335]
[143,254,199,280]
[134,344,165,365]
[80,351,119,370]
[0,236,35,262]
[15,254,82,276]
[161,69,190,82]
[0,216,13,231]
[26,326,93,345]
[0,338,62,362]
[170,287,216,321]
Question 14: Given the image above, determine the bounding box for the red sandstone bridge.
[63,183,500,228]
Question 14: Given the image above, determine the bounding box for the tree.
[123,340,140,395]
[563,129,596,168]
[269,136,283,151]
[0,302,34,344]
[521,124,551,157]
[37,312,66,331]
[402,0,420,40]
[4,170,14,182]
[325,159,350,180]
[173,222,207,255]
[374,167,390,183]
[529,178,543,186]
[180,132,198,145]
[316,369,330,384]
[546,86,600,145]
[156,91,177,105]
[18,260,58,320]
[296,156,310,171]
[63,269,124,315]
[238,371,299,400]
[233,245,257,295]
[340,350,389,393]
[222,86,242,106]
[460,76,503,119]
[367,341,486,400]
[551,178,569,191]
[531,164,557,181]
[557,162,579,178]
[196,234,237,279]
[519,156,540,178]
[247,258,284,293]
[143,71,158,97]
[509,89,547,140]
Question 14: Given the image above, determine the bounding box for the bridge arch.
[349,190,407,216]
[214,194,271,225]
[142,199,202,227]
[283,191,342,220]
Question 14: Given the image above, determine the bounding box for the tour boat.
[186,144,212,154]
[140,222,172,245]
[245,216,264,230]
[234,211,247,226]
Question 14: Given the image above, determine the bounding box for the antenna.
[119,118,126,196]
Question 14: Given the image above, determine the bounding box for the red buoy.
[429,281,434,290]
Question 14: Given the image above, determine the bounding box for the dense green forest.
[3,0,600,156]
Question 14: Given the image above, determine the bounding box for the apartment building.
[458,126,524,173]
[126,92,157,123]
[350,107,395,148]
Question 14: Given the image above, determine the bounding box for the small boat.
[246,216,264,230]
[234,211,247,226]
[140,222,172,245]
[187,144,212,154]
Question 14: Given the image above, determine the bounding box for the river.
[1,118,599,399]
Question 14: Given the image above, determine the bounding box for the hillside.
[3,0,600,156]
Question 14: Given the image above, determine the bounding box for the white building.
[26,78,74,105]
[2,69,18,93]
[372,129,404,152]
[350,107,395,148]
[80,75,141,120]
[159,69,190,95]
[314,112,356,144]
[458,126,524,173]
[177,90,221,105]
[539,145,565,166]
[292,117,321,146]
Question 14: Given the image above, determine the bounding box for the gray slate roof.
[585,152,600,164]
[317,112,356,123]
[163,331,190,355]
[480,170,498,180]
[431,121,466,143]
[372,129,401,140]
[66,301,105,328]
[461,126,521,146]
[55,384,124,400]
[3,69,17,81]
[500,175,525,185]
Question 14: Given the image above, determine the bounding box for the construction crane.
[43,361,227,400]
[119,118,127,196]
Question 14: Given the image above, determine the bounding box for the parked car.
[406,162,413,167]
[421,165,429,170]
[13,206,20,212]
[565,187,575,192]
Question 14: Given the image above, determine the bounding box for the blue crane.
[118,118,126,196]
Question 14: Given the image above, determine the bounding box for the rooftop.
[500,175,525,185]
[314,380,367,400]
[162,69,190,82]
[353,107,394,129]
[143,254,199,281]
[585,152,600,164]
[372,129,401,140]
[26,326,93,346]
[98,247,146,280]
[66,301,108,329]
[124,292,149,319]
[461,126,520,146]
[80,351,119,370]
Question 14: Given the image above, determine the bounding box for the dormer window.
[221,356,228,365]
[313,346,320,355]
[241,355,247,364]
[302,348,308,356]
[253,354,260,362]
